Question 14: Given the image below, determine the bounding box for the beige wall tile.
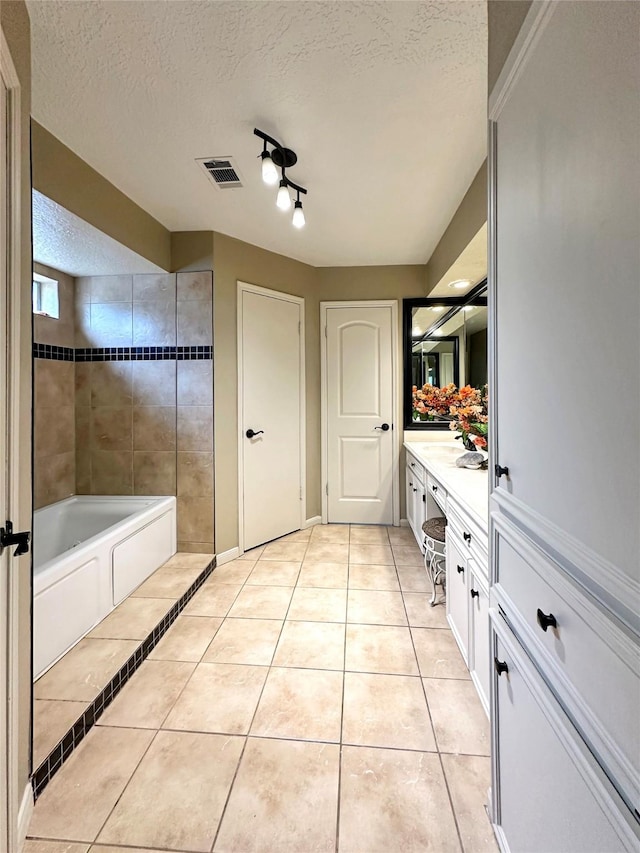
[35,405,75,457]
[74,276,91,306]
[88,303,133,348]
[91,450,133,495]
[132,361,176,406]
[133,406,176,451]
[133,273,176,301]
[75,362,91,406]
[177,361,212,406]
[132,301,176,347]
[91,407,133,452]
[177,300,212,346]
[75,405,90,447]
[177,540,215,554]
[76,447,91,495]
[133,451,176,495]
[177,271,212,301]
[91,362,133,407]
[177,496,214,542]
[35,359,74,408]
[35,451,75,509]
[177,451,213,497]
[74,303,92,347]
[89,275,133,303]
[177,406,213,451]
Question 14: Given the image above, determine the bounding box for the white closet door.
[240,286,303,550]
[325,304,395,525]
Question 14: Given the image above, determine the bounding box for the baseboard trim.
[17,782,34,851]
[400,518,409,527]
[216,547,240,566]
[303,516,322,529]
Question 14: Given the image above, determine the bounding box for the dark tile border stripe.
[32,343,74,361]
[32,556,216,800]
[34,344,213,362]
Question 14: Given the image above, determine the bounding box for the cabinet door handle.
[432,485,437,492]
[495,464,510,479]
[413,488,417,493]
[494,658,509,676]
[470,588,479,599]
[536,609,558,632]
[463,531,471,543]
[456,565,464,574]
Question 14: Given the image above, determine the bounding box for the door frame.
[237,281,306,554]
[320,300,400,526]
[1,27,32,851]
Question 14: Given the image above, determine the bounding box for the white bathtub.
[33,495,177,679]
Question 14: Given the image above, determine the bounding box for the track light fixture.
[254,128,307,229]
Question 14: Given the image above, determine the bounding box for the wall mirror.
[403,280,487,429]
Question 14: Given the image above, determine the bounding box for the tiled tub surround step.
[32,552,215,798]
[28,524,497,853]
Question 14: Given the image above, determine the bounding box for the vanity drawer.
[447,499,488,571]
[426,474,446,513]
[406,453,425,486]
[495,526,640,813]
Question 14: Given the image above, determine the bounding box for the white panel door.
[240,286,302,550]
[0,69,9,849]
[326,305,394,524]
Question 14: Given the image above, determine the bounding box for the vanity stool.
[422,516,447,607]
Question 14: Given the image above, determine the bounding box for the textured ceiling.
[27,1,487,267]
[33,191,165,276]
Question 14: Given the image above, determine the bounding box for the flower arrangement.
[411,383,459,420]
[449,384,488,450]
[412,382,489,451]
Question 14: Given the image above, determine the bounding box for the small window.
[32,273,60,319]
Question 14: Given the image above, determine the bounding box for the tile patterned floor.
[26,524,497,853]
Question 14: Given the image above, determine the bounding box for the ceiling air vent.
[197,157,243,189]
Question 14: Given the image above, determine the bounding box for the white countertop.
[404,440,489,532]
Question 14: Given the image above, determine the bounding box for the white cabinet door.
[406,462,416,537]
[445,531,469,664]
[325,304,395,524]
[493,622,638,853]
[468,567,489,715]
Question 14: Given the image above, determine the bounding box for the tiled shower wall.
[33,263,76,508]
[73,271,214,552]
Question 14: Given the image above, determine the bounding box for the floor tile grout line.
[334,535,352,853]
[209,530,310,852]
[393,541,467,853]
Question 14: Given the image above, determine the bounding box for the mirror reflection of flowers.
[449,384,488,451]
[412,383,459,420]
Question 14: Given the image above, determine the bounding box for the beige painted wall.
[488,0,533,94]
[1,0,33,812]
[32,121,172,271]
[213,247,428,555]
[425,161,487,293]
[213,233,320,554]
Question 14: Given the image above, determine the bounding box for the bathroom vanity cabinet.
[404,442,490,713]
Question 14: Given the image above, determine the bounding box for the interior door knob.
[374,423,390,431]
[245,429,264,439]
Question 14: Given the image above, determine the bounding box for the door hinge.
[298,321,301,335]
[324,326,327,338]
[325,483,328,496]
[0,520,31,557]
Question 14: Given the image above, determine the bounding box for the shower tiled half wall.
[33,270,214,553]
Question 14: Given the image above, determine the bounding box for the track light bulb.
[261,150,278,185]
[292,200,305,229]
[276,180,291,211]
